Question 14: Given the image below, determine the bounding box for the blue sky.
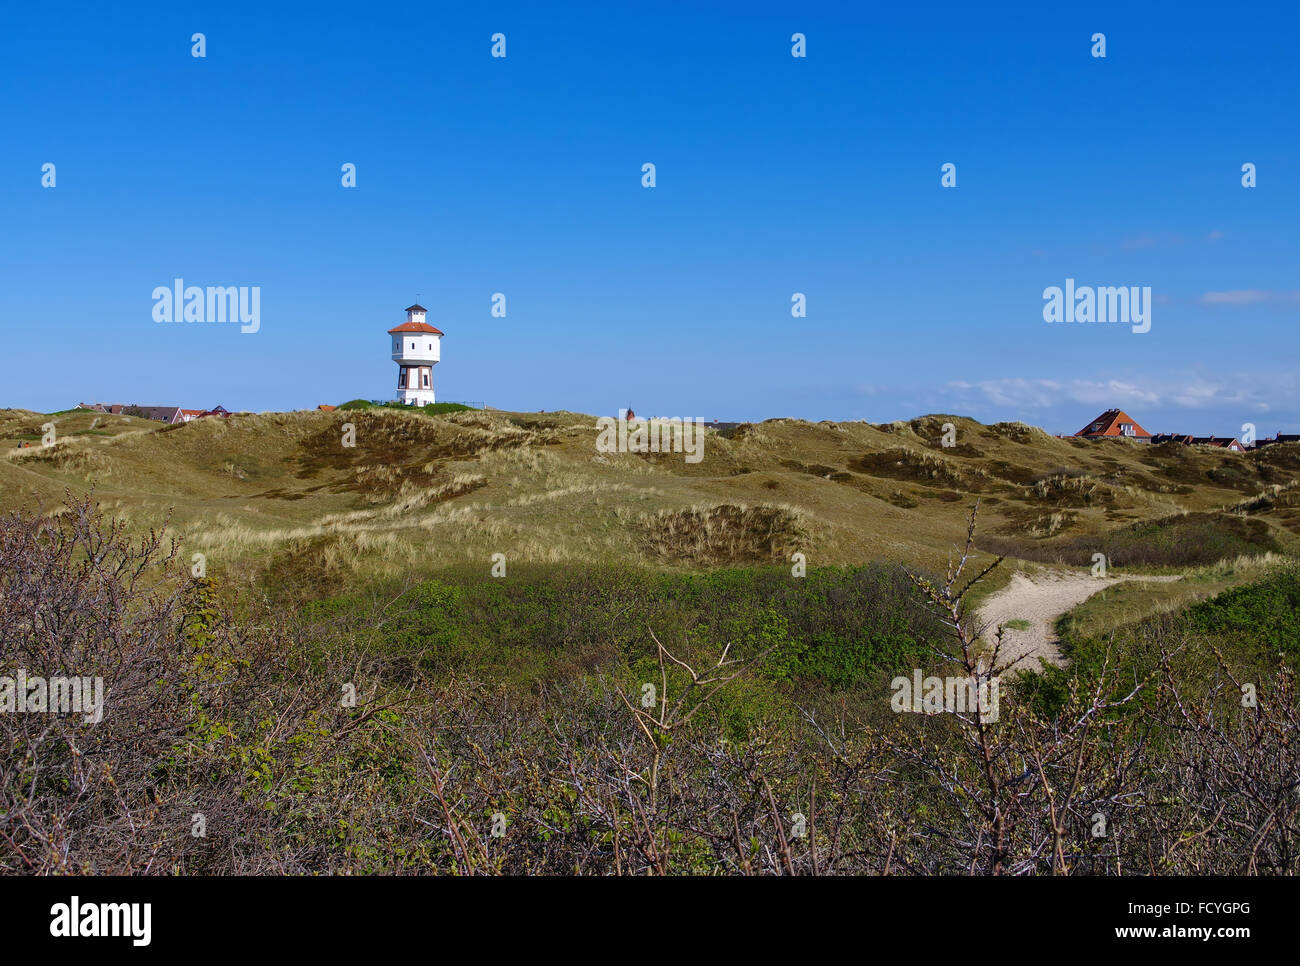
[2,1,1297,436]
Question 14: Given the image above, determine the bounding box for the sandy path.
[976,570,1180,671]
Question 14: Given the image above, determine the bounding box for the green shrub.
[336,399,476,414]
[979,511,1281,568]
[302,562,944,692]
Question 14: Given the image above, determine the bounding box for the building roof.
[130,406,183,423]
[404,304,428,313]
[388,321,445,335]
[1153,434,1246,449]
[1074,409,1152,439]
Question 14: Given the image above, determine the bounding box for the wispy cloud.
[853,384,887,397]
[1201,290,1300,305]
[1119,232,1183,251]
[1118,229,1223,251]
[944,375,1289,413]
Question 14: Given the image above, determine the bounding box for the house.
[318,404,337,412]
[76,403,229,424]
[1151,432,1247,451]
[126,406,185,424]
[1253,433,1300,449]
[178,407,229,421]
[1074,409,1152,442]
[1189,436,1246,452]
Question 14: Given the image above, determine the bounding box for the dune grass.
[0,405,1296,586]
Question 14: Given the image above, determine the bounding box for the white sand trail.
[977,570,1180,671]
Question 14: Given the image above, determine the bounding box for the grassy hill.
[5,405,1299,876]
[2,405,1297,591]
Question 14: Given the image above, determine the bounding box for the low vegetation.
[3,497,1296,875]
[979,510,1283,569]
[2,408,1297,874]
[3,406,1296,584]
[336,399,477,415]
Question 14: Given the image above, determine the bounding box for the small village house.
[1253,433,1300,449]
[1073,409,1153,442]
[78,402,229,424]
[1075,409,1255,451]
[1151,433,1245,452]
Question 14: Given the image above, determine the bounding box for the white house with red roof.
[388,303,444,406]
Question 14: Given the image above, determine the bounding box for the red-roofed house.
[1153,433,1247,452]
[1189,436,1246,452]
[1074,409,1153,442]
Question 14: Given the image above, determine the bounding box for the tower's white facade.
[388,304,443,406]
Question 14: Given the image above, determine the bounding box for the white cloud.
[942,374,1292,413]
[945,377,1156,410]
[1201,290,1300,305]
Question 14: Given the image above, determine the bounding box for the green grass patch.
[294,562,947,692]
[1052,564,1300,692]
[337,399,476,415]
[980,511,1282,569]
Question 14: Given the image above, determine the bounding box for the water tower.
[388,304,443,405]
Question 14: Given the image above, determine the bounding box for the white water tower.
[388,303,443,405]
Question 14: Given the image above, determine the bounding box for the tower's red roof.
[388,321,444,335]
